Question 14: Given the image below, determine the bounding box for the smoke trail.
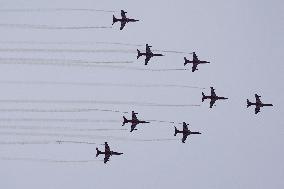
[0,41,143,47]
[0,107,128,114]
[0,125,127,132]
[0,48,137,54]
[0,24,111,29]
[0,58,133,67]
[0,99,201,107]
[0,58,189,71]
[0,57,133,64]
[0,80,205,89]
[0,131,178,142]
[0,118,121,123]
[146,120,183,125]
[0,8,115,13]
[0,157,99,163]
[56,140,96,144]
[0,141,52,145]
[153,49,194,55]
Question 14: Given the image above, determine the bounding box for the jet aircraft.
[112,10,139,30]
[202,87,228,108]
[247,94,273,114]
[122,111,150,132]
[184,52,210,72]
[96,142,123,164]
[174,122,201,143]
[137,44,164,65]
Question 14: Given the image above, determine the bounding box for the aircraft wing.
[121,10,127,19]
[193,52,199,62]
[210,99,216,108]
[132,112,138,121]
[104,154,110,164]
[183,123,189,132]
[120,21,126,30]
[255,106,260,114]
[255,94,262,104]
[130,122,138,132]
[105,142,110,153]
[182,134,188,143]
[145,56,151,65]
[192,63,198,72]
[211,87,216,97]
[146,44,152,54]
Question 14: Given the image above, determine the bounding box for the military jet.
[184,52,210,72]
[96,142,123,164]
[112,10,139,30]
[137,44,164,65]
[202,87,228,108]
[122,111,150,132]
[174,122,201,143]
[247,94,273,114]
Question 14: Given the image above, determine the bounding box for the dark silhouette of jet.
[112,10,139,30]
[137,44,164,65]
[202,87,228,108]
[174,122,201,143]
[122,111,150,132]
[184,52,210,72]
[96,142,123,164]
[247,94,273,114]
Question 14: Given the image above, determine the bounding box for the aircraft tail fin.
[202,92,206,102]
[137,49,142,59]
[247,99,252,108]
[122,116,128,126]
[174,126,179,136]
[112,15,118,25]
[96,148,101,157]
[184,57,189,66]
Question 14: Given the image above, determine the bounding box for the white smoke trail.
[0,24,111,29]
[0,80,205,89]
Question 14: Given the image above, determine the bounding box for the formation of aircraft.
[122,111,150,132]
[247,94,273,114]
[96,142,123,163]
[112,10,139,30]
[103,9,274,163]
[184,52,210,72]
[202,87,228,108]
[137,44,164,65]
[174,122,201,143]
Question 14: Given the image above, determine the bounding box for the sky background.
[0,0,283,188]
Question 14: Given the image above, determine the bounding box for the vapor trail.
[0,157,99,163]
[0,99,200,107]
[0,48,136,54]
[0,125,127,132]
[0,107,128,114]
[0,118,121,123]
[0,131,178,142]
[0,58,133,67]
[0,8,115,13]
[0,41,143,47]
[0,24,111,29]
[0,80,205,89]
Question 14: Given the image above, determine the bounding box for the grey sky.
[0,0,283,189]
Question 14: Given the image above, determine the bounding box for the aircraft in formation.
[112,10,139,30]
[247,94,273,114]
[122,111,150,132]
[137,44,164,65]
[184,52,210,72]
[96,142,123,163]
[202,87,228,108]
[174,122,201,143]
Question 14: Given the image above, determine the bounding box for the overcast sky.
[0,0,283,189]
